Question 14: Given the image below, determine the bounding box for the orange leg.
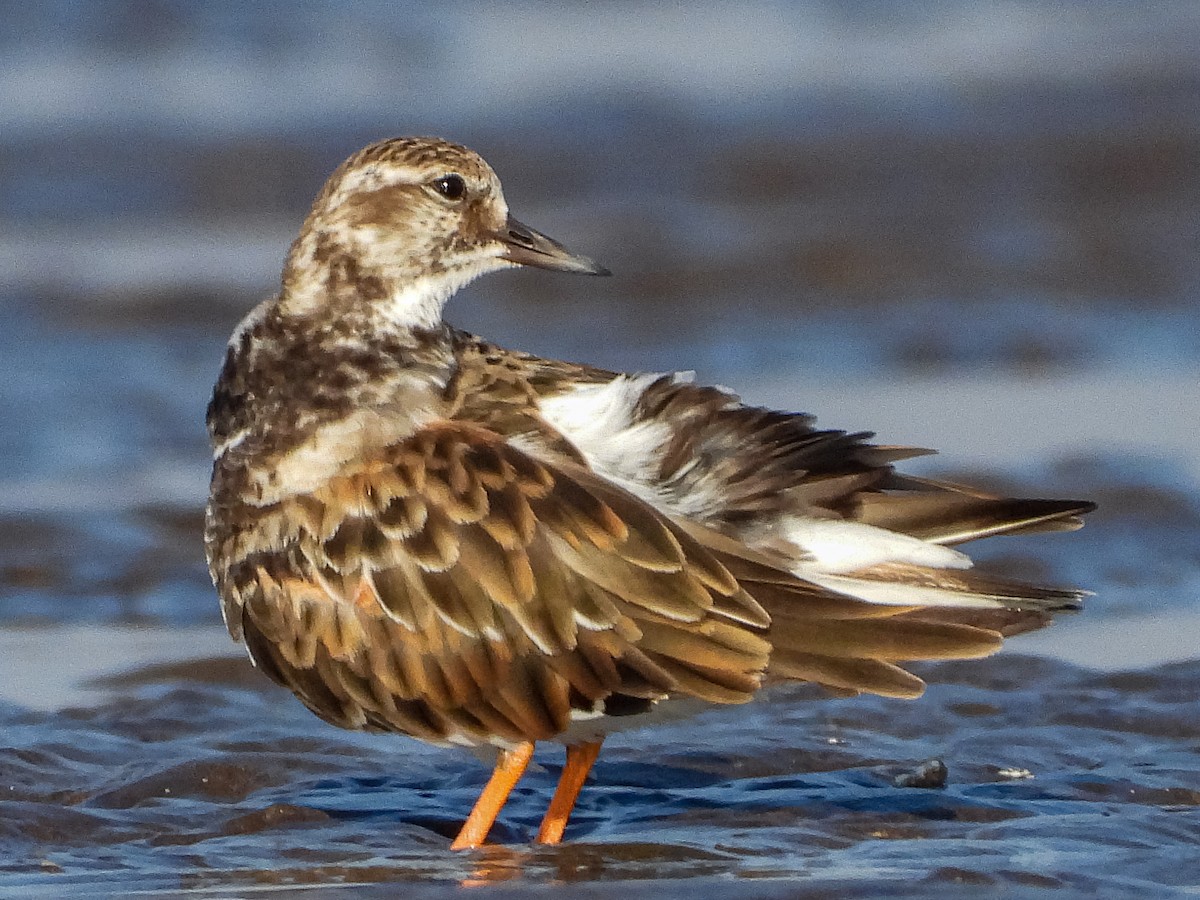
[535,740,603,845]
[451,741,536,851]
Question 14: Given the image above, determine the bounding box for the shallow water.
[3,642,1199,897]
[2,2,1200,895]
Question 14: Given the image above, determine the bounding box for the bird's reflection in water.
[459,844,528,887]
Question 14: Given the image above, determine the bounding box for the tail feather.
[768,650,927,698]
[666,484,1092,702]
[763,615,1003,662]
[903,606,1053,638]
[856,487,1095,544]
[810,563,1088,612]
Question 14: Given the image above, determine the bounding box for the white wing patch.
[779,518,995,609]
[537,373,673,504]
[536,371,736,519]
[799,573,1005,609]
[786,519,971,575]
[539,372,996,612]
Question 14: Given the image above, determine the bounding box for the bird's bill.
[498,216,611,276]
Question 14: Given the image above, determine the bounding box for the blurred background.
[1,0,1198,667]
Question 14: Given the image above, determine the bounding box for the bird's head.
[281,136,608,329]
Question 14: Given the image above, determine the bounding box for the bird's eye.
[432,174,467,200]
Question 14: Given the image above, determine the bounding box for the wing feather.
[209,378,1090,747]
[215,422,781,744]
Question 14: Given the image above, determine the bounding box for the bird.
[204,136,1095,851]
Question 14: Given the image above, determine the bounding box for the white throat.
[377,255,513,331]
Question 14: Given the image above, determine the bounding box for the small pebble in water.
[893,759,949,789]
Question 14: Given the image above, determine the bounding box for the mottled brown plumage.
[205,136,1094,849]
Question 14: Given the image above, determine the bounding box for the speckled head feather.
[281,136,607,329]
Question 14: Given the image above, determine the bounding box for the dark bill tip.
[499,215,611,276]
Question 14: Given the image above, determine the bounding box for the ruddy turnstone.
[205,136,1094,850]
